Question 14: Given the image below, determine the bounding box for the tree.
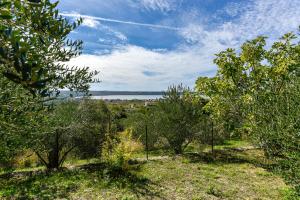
[0,0,98,165]
[0,0,97,96]
[33,99,111,169]
[195,30,300,193]
[124,106,161,150]
[0,78,43,166]
[155,85,207,154]
[75,99,111,159]
[33,101,80,169]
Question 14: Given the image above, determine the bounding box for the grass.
[0,141,297,200]
[136,148,292,200]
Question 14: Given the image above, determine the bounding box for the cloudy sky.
[58,0,300,91]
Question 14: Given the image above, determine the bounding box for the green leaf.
[0,14,12,19]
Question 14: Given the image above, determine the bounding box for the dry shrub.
[102,129,143,169]
[13,150,39,168]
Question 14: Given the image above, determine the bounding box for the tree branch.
[58,145,76,167]
[34,151,48,168]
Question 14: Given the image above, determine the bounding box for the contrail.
[61,13,181,31]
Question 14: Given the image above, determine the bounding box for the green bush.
[102,129,143,170]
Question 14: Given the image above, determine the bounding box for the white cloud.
[62,12,128,43]
[82,18,100,28]
[181,0,300,47]
[66,0,300,91]
[61,12,180,31]
[99,25,128,42]
[222,2,251,18]
[67,45,216,91]
[180,24,206,44]
[237,0,300,39]
[138,0,182,13]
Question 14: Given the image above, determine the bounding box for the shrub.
[154,85,207,154]
[14,150,39,168]
[102,129,143,170]
[123,107,165,151]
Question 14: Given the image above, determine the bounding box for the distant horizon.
[89,90,165,92]
[60,90,165,92]
[59,90,165,96]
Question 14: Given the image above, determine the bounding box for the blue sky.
[59,0,300,91]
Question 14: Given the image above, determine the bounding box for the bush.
[33,99,111,169]
[102,129,143,170]
[12,150,39,168]
[154,85,207,154]
[75,99,111,159]
[276,153,300,195]
[123,107,161,150]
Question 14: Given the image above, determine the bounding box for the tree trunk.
[145,124,149,160]
[211,121,214,158]
[48,150,60,169]
[47,131,60,169]
[174,146,183,154]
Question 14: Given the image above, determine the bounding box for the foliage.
[75,99,111,159]
[102,129,143,170]
[196,77,244,139]
[0,0,98,168]
[109,104,128,132]
[0,0,97,96]
[123,106,163,150]
[154,85,207,154]
[0,77,45,166]
[13,150,40,168]
[196,30,300,194]
[33,99,111,169]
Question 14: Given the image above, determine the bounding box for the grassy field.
[0,142,296,200]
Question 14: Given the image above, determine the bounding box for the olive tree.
[33,101,80,169]
[154,85,207,154]
[0,0,98,165]
[123,106,161,150]
[0,78,44,166]
[34,99,111,169]
[0,0,97,96]
[75,99,111,159]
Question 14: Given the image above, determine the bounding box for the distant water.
[91,95,162,100]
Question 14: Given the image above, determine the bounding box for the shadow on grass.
[0,162,165,200]
[0,169,79,199]
[79,163,166,199]
[185,149,300,197]
[183,148,275,169]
